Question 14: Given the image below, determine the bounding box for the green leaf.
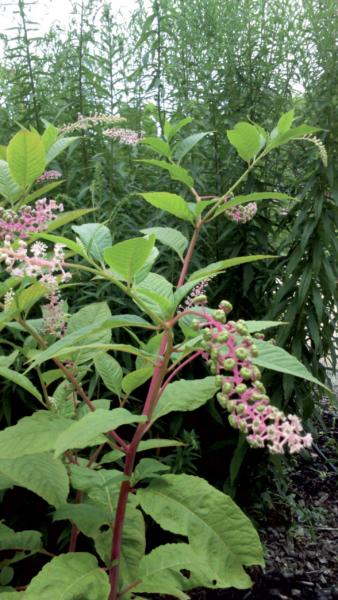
[24,180,64,204]
[270,110,294,139]
[253,339,330,392]
[140,227,188,259]
[135,543,191,600]
[53,503,112,537]
[7,130,45,187]
[227,123,262,162]
[47,208,95,232]
[0,523,42,553]
[133,458,170,483]
[134,272,174,318]
[0,144,7,160]
[164,117,193,142]
[0,159,22,202]
[188,255,276,282]
[173,132,211,162]
[66,302,112,363]
[246,320,287,333]
[41,123,59,151]
[137,474,264,588]
[46,136,78,164]
[0,367,42,402]
[138,159,194,187]
[24,553,110,599]
[103,236,155,284]
[94,353,123,396]
[122,366,153,395]
[72,223,112,262]
[35,232,89,259]
[100,439,184,464]
[54,408,147,457]
[0,453,69,508]
[217,191,292,216]
[153,377,219,422]
[140,192,194,223]
[0,350,18,368]
[0,412,72,459]
[140,136,171,158]
[268,124,321,150]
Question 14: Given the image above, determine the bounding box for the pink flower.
[36,170,62,183]
[224,201,257,224]
[103,128,142,145]
[0,199,63,240]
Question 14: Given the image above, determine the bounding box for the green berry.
[235,383,247,394]
[222,381,233,393]
[251,344,259,357]
[235,347,248,360]
[213,309,226,323]
[217,331,229,343]
[192,294,207,305]
[216,392,228,409]
[240,367,252,380]
[202,328,212,340]
[215,374,223,386]
[219,300,233,314]
[223,358,235,370]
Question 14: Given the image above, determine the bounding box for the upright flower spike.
[197,301,312,455]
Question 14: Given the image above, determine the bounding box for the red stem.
[159,350,203,395]
[177,223,202,288]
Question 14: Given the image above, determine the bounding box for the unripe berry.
[240,367,252,380]
[216,392,228,409]
[251,366,261,380]
[251,344,259,357]
[192,319,201,330]
[219,300,232,314]
[235,383,247,394]
[191,294,207,305]
[213,309,226,323]
[223,358,235,370]
[235,347,248,360]
[222,380,233,394]
[236,323,249,336]
[255,381,266,393]
[202,328,212,340]
[251,392,263,402]
[210,364,217,375]
[254,333,265,340]
[236,403,245,414]
[211,348,219,359]
[215,374,223,386]
[216,331,229,343]
[228,414,236,427]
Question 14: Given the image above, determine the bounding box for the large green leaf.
[137,474,264,588]
[153,377,219,421]
[173,132,210,162]
[270,110,294,139]
[0,523,42,553]
[66,302,112,363]
[53,503,112,537]
[140,226,188,259]
[253,339,330,392]
[41,123,59,151]
[72,223,112,262]
[164,117,193,142]
[45,136,78,163]
[140,192,194,223]
[103,236,155,284]
[94,352,123,396]
[140,136,171,158]
[7,129,45,187]
[100,438,184,464]
[24,553,110,600]
[122,366,153,395]
[0,453,69,508]
[138,159,194,187]
[188,255,276,282]
[134,272,174,318]
[246,320,287,333]
[54,408,146,456]
[268,124,320,149]
[227,123,263,162]
[0,411,72,459]
[47,208,95,232]
[0,159,22,202]
[0,367,42,402]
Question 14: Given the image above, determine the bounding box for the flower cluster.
[60,113,125,134]
[224,202,257,224]
[179,277,212,311]
[196,302,312,454]
[103,127,142,145]
[0,199,63,240]
[36,170,62,183]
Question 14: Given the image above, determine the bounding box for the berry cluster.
[224,202,257,224]
[196,302,312,454]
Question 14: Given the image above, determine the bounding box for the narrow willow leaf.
[0,367,42,402]
[0,523,42,552]
[0,411,72,459]
[72,223,112,261]
[104,236,155,284]
[253,339,330,392]
[173,132,211,162]
[0,453,69,508]
[7,129,46,187]
[138,159,194,187]
[227,123,262,162]
[94,352,123,396]
[140,136,171,158]
[122,366,153,395]
[54,408,146,456]
[164,117,193,142]
[45,136,78,163]
[188,255,276,281]
[140,226,188,259]
[137,474,264,588]
[25,553,110,600]
[140,192,194,222]
[153,377,219,421]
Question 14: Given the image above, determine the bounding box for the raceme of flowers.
[59,113,126,134]
[37,170,62,183]
[103,127,142,145]
[224,201,257,224]
[0,199,63,240]
[194,301,312,454]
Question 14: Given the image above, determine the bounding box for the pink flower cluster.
[103,128,142,145]
[0,199,63,240]
[36,170,62,183]
[179,278,212,311]
[224,202,257,224]
[198,302,312,454]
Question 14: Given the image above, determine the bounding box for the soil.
[190,393,338,600]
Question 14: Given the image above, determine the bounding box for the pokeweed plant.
[0,113,331,599]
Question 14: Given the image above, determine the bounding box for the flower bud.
[192,319,201,330]
[216,331,229,343]
[216,392,228,409]
[202,328,212,340]
[215,374,223,386]
[192,294,207,305]
[251,344,259,356]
